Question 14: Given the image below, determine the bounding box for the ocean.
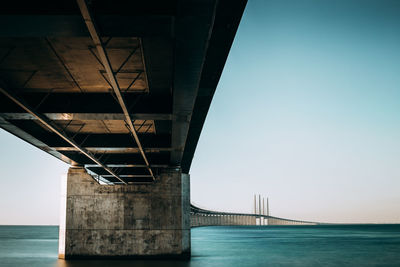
[0,225,399,266]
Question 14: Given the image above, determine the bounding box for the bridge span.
[0,0,247,259]
[190,205,320,227]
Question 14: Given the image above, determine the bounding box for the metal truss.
[77,0,155,181]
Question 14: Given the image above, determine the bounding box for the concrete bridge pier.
[58,167,190,259]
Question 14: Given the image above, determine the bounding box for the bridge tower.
[266,197,269,225]
[254,195,257,215]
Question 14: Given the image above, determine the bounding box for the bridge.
[190,196,319,227]
[0,0,249,259]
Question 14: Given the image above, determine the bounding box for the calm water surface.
[0,225,399,266]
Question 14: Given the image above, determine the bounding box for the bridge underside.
[0,0,247,259]
[0,0,246,184]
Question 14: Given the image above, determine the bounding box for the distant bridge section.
[190,205,320,227]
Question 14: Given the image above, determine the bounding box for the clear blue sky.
[1,0,400,224]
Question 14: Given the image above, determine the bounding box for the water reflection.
[56,259,191,267]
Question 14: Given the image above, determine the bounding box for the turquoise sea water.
[0,225,399,266]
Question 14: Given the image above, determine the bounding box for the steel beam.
[0,113,173,121]
[0,15,173,37]
[1,129,171,148]
[77,0,154,180]
[102,175,153,178]
[0,83,126,185]
[54,147,173,153]
[0,93,172,114]
[85,164,169,168]
[60,151,170,165]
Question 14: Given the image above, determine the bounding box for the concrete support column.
[58,167,190,259]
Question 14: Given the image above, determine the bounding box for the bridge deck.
[190,205,321,226]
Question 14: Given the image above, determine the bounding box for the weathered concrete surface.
[59,167,190,259]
